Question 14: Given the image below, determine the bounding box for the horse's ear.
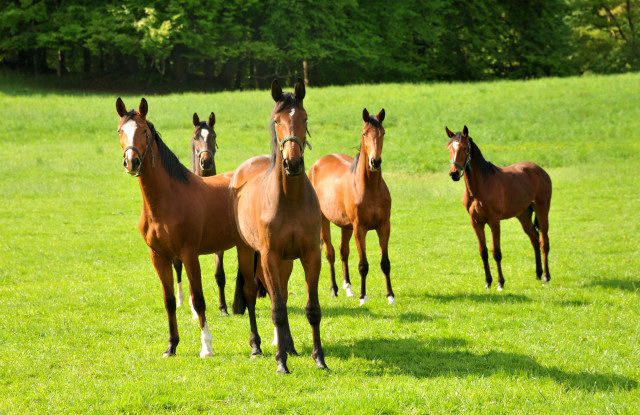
[208,112,215,127]
[193,112,200,127]
[294,78,305,102]
[445,126,455,138]
[116,97,127,117]
[377,108,385,123]
[271,79,283,102]
[362,108,369,123]
[462,125,469,138]
[139,98,148,118]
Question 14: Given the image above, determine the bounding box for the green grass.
[0,72,639,414]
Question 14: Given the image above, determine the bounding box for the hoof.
[485,283,491,290]
[343,282,354,297]
[316,361,329,370]
[276,363,290,374]
[359,295,367,306]
[387,296,396,305]
[220,309,229,317]
[163,347,176,358]
[330,288,338,298]
[543,274,551,284]
[250,348,263,358]
[200,350,214,358]
[497,285,504,291]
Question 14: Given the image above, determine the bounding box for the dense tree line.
[0,0,638,89]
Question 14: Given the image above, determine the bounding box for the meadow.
[0,72,639,414]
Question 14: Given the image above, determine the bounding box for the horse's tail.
[533,211,540,235]
[232,269,246,315]
[254,251,268,298]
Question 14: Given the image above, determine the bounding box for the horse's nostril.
[123,159,128,168]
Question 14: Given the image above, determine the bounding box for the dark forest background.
[1,0,638,90]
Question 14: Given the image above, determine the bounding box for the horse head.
[361,108,386,172]
[271,78,309,177]
[192,112,217,175]
[116,97,153,177]
[446,125,471,181]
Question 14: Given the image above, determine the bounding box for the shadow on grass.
[587,277,639,292]
[327,337,637,392]
[425,292,531,304]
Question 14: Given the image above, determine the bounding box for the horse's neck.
[463,158,482,199]
[137,144,174,214]
[271,152,305,202]
[353,150,381,196]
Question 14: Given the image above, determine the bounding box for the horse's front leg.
[376,220,395,305]
[271,260,297,357]
[261,251,292,374]
[353,224,369,306]
[488,221,505,290]
[471,217,492,289]
[181,253,214,357]
[301,244,328,370]
[340,227,354,297]
[150,250,179,357]
[214,251,228,316]
[172,258,185,307]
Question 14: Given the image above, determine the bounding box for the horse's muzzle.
[369,157,382,171]
[449,170,461,181]
[124,157,141,176]
[283,158,304,177]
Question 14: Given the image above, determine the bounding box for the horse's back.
[231,155,271,191]
[309,154,353,226]
[309,154,352,185]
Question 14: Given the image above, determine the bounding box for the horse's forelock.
[273,92,304,114]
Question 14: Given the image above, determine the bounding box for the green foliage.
[0,73,639,413]
[0,0,587,87]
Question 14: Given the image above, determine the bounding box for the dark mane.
[269,92,305,170]
[448,134,498,176]
[147,121,191,183]
[350,150,361,173]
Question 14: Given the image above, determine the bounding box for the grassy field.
[0,72,639,414]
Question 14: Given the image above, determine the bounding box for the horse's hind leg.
[301,246,328,370]
[535,205,551,283]
[152,251,179,357]
[236,243,262,357]
[321,216,339,297]
[182,254,214,357]
[471,218,493,289]
[517,207,543,280]
[214,251,228,316]
[376,220,395,305]
[340,227,354,297]
[172,259,185,307]
[488,221,505,290]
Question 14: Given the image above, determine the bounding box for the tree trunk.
[303,60,309,86]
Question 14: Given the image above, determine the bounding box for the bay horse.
[446,125,552,290]
[230,79,327,373]
[116,97,238,357]
[309,108,394,306]
[172,111,231,317]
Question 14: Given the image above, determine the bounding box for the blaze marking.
[289,108,295,117]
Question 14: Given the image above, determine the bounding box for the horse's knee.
[492,249,502,262]
[358,260,369,276]
[191,295,206,315]
[340,246,349,262]
[215,271,225,287]
[271,302,288,326]
[305,303,322,326]
[164,295,177,313]
[380,255,390,275]
[325,245,335,263]
[480,247,489,262]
